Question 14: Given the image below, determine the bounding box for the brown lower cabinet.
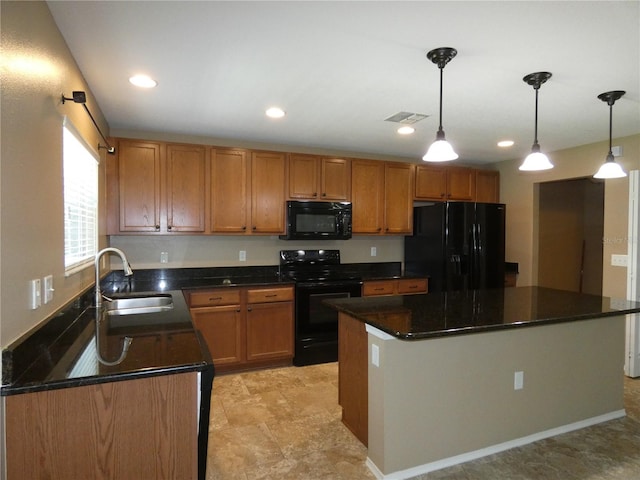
[6,372,198,479]
[187,285,294,373]
[338,312,368,446]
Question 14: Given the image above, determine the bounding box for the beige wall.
[367,316,625,476]
[494,134,639,299]
[0,1,110,351]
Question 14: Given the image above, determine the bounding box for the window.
[63,120,98,275]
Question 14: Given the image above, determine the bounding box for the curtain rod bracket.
[61,91,115,154]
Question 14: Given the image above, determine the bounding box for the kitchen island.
[328,287,640,480]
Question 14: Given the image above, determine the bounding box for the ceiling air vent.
[384,111,429,125]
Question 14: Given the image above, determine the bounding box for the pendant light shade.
[519,72,553,171]
[423,47,458,162]
[593,90,626,179]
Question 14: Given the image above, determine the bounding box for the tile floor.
[207,363,640,479]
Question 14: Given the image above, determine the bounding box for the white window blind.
[63,121,98,276]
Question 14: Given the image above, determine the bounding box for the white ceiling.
[47,1,640,165]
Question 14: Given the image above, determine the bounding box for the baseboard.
[366,409,626,480]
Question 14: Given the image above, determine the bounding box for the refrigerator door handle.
[473,222,482,289]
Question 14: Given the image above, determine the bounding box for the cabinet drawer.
[247,286,294,304]
[188,289,241,307]
[397,278,428,294]
[363,281,395,296]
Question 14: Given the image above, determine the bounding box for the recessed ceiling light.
[129,74,157,88]
[497,140,514,148]
[266,107,286,118]
[397,126,415,135]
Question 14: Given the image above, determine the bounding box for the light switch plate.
[43,275,54,304]
[239,250,246,262]
[29,278,41,309]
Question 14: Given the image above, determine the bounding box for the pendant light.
[594,90,627,179]
[423,47,458,162]
[519,72,553,171]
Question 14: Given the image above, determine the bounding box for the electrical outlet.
[371,344,380,367]
[43,275,54,304]
[611,254,628,267]
[160,252,169,263]
[239,250,246,262]
[514,371,524,390]
[371,247,377,257]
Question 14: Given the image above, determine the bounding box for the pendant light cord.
[608,102,613,155]
[533,87,539,146]
[438,67,444,132]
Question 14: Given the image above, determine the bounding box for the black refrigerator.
[404,202,506,292]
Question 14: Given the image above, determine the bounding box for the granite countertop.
[327,286,640,340]
[1,290,213,396]
[1,262,406,395]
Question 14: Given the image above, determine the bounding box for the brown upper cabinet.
[108,137,500,237]
[166,144,207,232]
[107,139,206,234]
[415,165,476,202]
[288,154,351,201]
[210,148,250,233]
[210,149,286,234]
[251,151,287,234]
[475,169,500,203]
[351,160,413,235]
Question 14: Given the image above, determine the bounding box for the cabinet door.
[447,167,476,201]
[166,144,207,232]
[415,165,447,200]
[351,159,385,234]
[384,162,413,234]
[211,148,249,233]
[191,305,244,366]
[475,170,500,203]
[321,157,351,200]
[288,153,319,199]
[251,151,286,234]
[118,140,161,232]
[246,302,293,362]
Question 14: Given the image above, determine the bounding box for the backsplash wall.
[110,235,404,270]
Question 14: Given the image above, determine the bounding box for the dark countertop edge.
[335,304,640,341]
[0,361,212,397]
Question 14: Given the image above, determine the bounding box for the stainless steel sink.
[104,293,174,316]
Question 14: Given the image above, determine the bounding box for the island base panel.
[365,316,625,476]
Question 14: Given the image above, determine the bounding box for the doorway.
[537,177,605,295]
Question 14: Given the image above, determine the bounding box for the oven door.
[294,280,362,366]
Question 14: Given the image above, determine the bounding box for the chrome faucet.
[95,247,133,307]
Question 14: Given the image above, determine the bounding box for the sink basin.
[104,293,174,316]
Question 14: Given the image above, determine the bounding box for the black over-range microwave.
[280,201,352,240]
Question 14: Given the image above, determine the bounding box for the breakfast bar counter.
[327,287,640,479]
